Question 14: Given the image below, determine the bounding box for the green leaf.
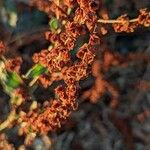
[49,18,58,31]
[25,64,48,79]
[5,72,22,90]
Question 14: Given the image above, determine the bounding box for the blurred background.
[0,0,150,150]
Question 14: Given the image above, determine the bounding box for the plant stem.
[0,110,16,131]
[97,18,138,24]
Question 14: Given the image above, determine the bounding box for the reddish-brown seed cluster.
[21,85,78,133]
[19,0,150,134]
[33,47,70,72]
[5,57,22,74]
[138,8,150,27]
[38,72,63,88]
[0,0,149,135]
[75,0,100,32]
[33,23,87,73]
[113,15,137,33]
[64,0,77,8]
[20,0,101,134]
[31,0,78,19]
[77,0,100,13]
[113,8,150,32]
[38,74,53,88]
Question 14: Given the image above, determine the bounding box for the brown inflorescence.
[63,0,77,8]
[0,0,149,135]
[19,0,100,134]
[113,14,138,33]
[5,56,23,74]
[113,8,150,32]
[138,8,150,27]
[97,8,150,33]
[31,0,68,19]
[21,84,78,133]
[38,74,53,88]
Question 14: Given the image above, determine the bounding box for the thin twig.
[97,18,138,24]
[0,110,16,131]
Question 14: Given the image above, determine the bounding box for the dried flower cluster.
[98,8,150,33]
[0,0,149,136]
[31,0,71,18]
[20,0,101,134]
[117,8,150,32]
[138,8,150,27]
[5,57,22,74]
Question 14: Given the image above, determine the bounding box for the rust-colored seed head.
[138,8,150,27]
[5,56,23,74]
[19,0,100,134]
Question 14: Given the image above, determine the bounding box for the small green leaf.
[49,18,58,31]
[25,64,48,79]
[5,72,22,90]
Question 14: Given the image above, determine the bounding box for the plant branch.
[97,18,138,24]
[0,110,17,131]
